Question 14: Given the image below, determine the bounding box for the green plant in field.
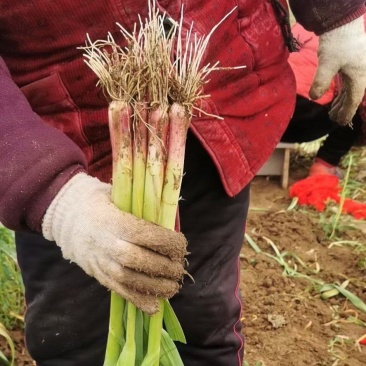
[358,257,366,270]
[318,206,354,239]
[0,225,24,330]
[328,335,353,364]
[0,322,15,366]
[340,148,366,201]
[296,149,365,239]
[314,154,355,240]
[329,155,353,239]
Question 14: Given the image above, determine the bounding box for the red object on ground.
[359,335,366,345]
[289,175,366,219]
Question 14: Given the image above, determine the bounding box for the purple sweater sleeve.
[289,0,366,35]
[0,57,87,232]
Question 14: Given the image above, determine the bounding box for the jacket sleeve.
[289,0,366,35]
[0,56,88,233]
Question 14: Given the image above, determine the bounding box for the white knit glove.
[42,173,187,315]
[310,16,366,125]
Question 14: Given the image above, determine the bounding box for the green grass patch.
[0,226,24,330]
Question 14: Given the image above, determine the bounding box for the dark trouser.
[16,131,250,366]
[281,95,362,166]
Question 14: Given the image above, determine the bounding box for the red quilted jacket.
[0,0,365,231]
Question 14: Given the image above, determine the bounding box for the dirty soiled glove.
[310,16,366,125]
[42,173,187,315]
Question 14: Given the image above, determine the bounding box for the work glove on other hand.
[310,16,366,125]
[42,173,187,315]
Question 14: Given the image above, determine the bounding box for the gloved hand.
[310,16,366,125]
[42,173,187,315]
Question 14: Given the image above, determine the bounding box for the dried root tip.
[182,270,195,285]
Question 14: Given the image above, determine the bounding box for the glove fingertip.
[336,109,356,126]
[309,83,327,100]
[310,62,337,100]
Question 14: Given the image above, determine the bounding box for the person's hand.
[42,173,187,315]
[310,16,366,125]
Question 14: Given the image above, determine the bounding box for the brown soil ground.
[242,159,366,366]
[1,158,366,366]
